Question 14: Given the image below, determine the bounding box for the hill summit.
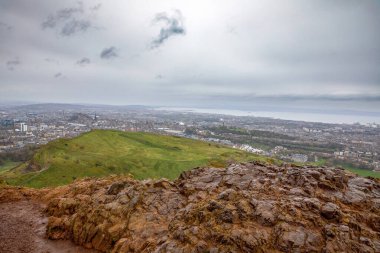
[3,130,268,188]
[13,161,376,252]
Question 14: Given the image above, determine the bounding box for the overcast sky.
[0,0,379,114]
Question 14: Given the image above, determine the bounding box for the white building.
[20,123,27,132]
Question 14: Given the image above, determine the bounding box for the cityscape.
[1,103,379,173]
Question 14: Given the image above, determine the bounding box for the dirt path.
[0,201,98,253]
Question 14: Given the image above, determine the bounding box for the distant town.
[0,103,379,172]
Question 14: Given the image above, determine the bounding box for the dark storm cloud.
[41,2,94,36]
[151,10,185,48]
[6,58,20,71]
[100,47,118,59]
[76,57,90,66]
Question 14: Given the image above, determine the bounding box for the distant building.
[15,122,28,132]
[291,154,308,163]
[239,144,264,154]
[28,126,38,131]
[20,123,27,132]
[273,146,287,154]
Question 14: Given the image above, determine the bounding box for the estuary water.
[156,107,380,125]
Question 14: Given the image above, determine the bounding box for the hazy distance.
[1,0,379,122]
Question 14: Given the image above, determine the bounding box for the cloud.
[0,0,379,115]
[0,22,12,31]
[45,58,60,65]
[91,3,102,11]
[41,2,93,36]
[6,58,20,71]
[100,47,118,59]
[151,10,185,48]
[54,72,63,78]
[41,5,83,28]
[61,19,91,36]
[76,57,90,66]
[226,25,237,35]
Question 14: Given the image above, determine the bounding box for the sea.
[155,107,380,125]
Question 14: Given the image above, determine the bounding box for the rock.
[321,202,341,220]
[218,189,237,200]
[280,228,306,249]
[207,200,222,212]
[107,182,126,195]
[236,200,252,219]
[46,216,67,240]
[218,209,234,223]
[254,201,277,226]
[153,179,173,189]
[343,187,367,205]
[40,162,380,252]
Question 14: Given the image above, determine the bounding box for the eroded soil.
[0,200,97,253]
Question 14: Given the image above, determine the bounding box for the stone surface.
[321,202,341,220]
[26,162,380,252]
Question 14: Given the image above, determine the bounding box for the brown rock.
[254,201,277,226]
[321,202,341,220]
[107,182,126,195]
[39,162,380,252]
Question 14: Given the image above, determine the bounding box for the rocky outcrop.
[45,162,380,252]
[0,185,42,203]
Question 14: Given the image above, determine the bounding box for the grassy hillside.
[346,168,380,178]
[1,130,274,188]
[0,161,22,175]
[312,158,380,179]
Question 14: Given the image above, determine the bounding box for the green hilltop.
[1,130,274,188]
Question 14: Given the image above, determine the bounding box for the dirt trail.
[0,201,98,253]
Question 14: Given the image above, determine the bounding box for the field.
[345,168,380,178]
[332,161,380,178]
[312,158,380,179]
[1,130,273,188]
[0,161,22,175]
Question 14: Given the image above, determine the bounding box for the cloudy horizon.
[1,0,379,117]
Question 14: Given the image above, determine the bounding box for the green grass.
[0,160,22,175]
[333,161,380,178]
[1,130,274,188]
[345,167,380,178]
[311,158,380,179]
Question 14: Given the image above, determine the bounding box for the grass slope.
[345,168,380,178]
[0,161,22,175]
[2,130,273,188]
[312,159,380,179]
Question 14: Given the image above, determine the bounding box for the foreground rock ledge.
[45,162,380,252]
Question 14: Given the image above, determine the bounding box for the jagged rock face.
[45,162,380,252]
